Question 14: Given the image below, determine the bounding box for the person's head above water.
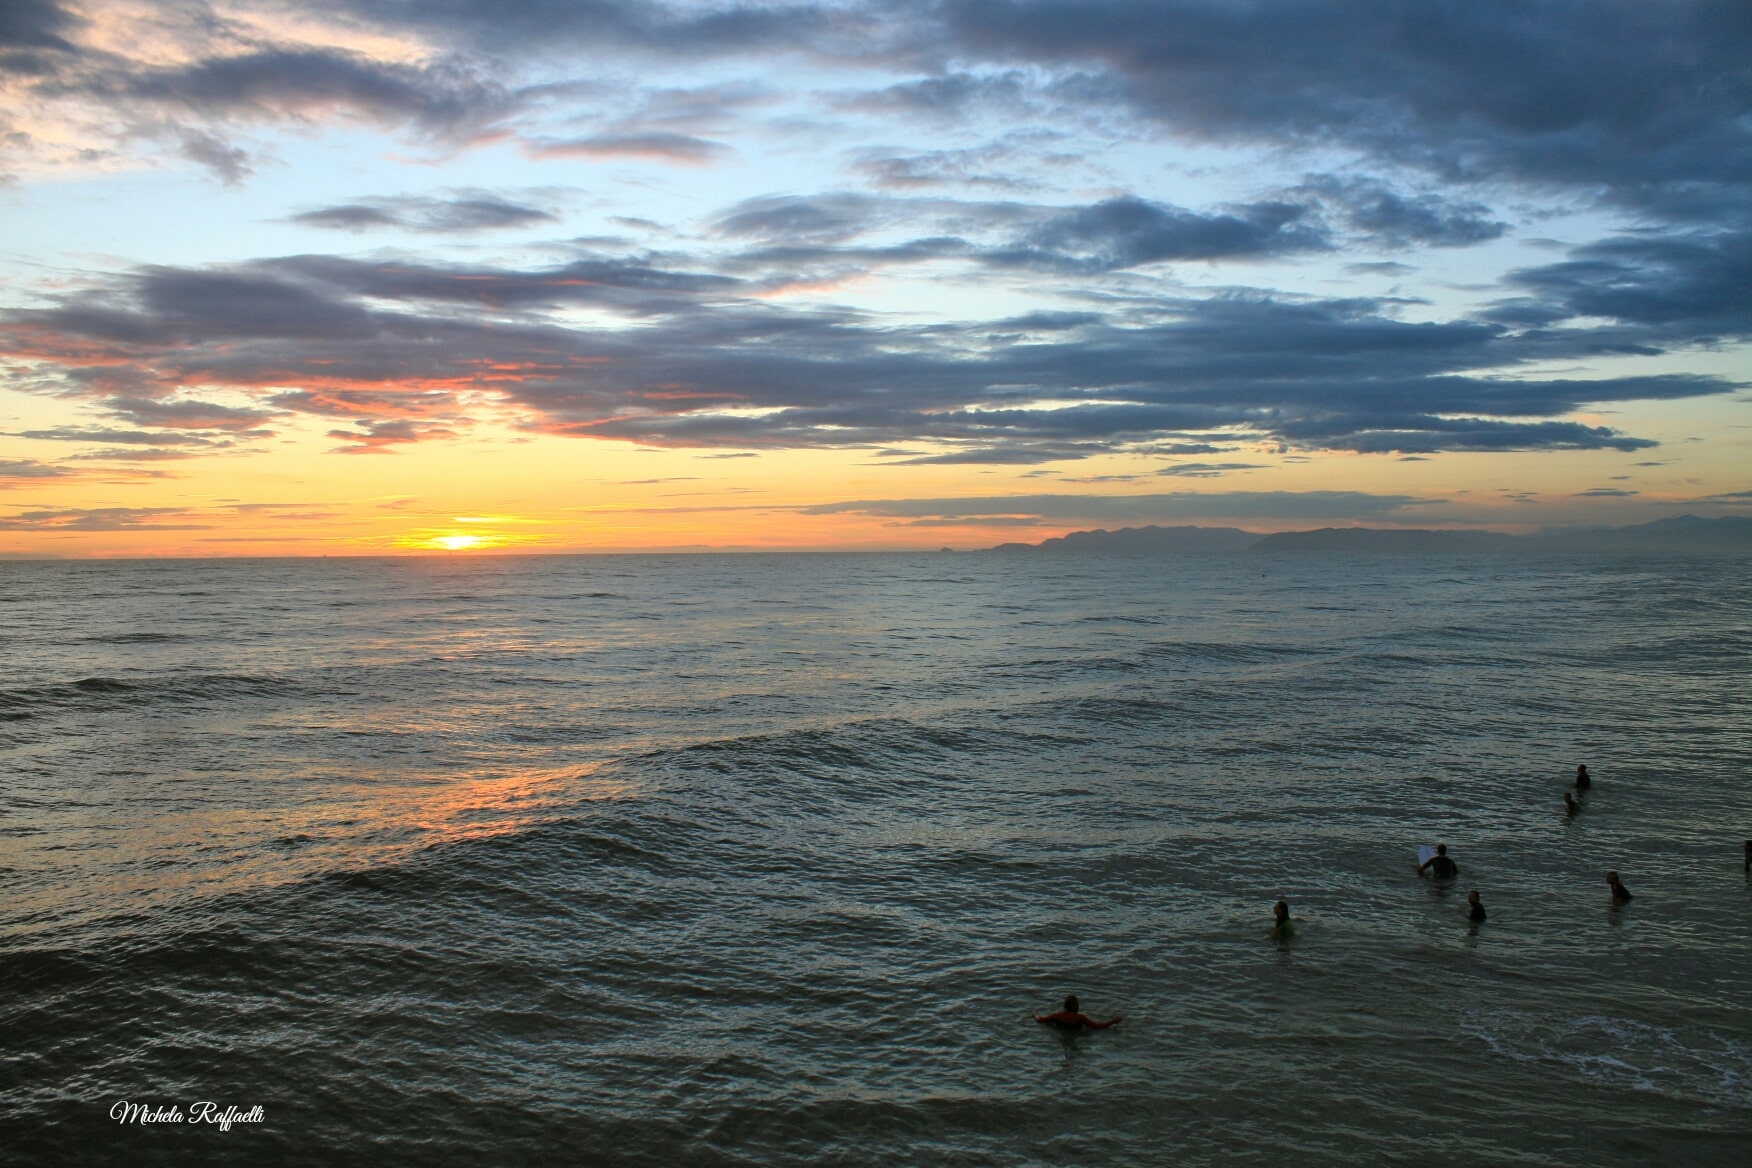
[1577,765,1590,777]
[1467,890,1481,904]
[1063,994,1079,1013]
[1436,844,1448,855]
[1273,899,1290,921]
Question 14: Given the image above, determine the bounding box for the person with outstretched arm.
[1036,995,1122,1030]
[1418,844,1458,879]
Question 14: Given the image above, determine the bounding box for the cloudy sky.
[1,0,1747,554]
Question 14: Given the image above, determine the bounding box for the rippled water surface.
[2,552,1749,1165]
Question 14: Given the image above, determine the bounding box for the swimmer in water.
[1035,995,1122,1030]
[1574,764,1592,791]
[1418,843,1459,879]
[1607,870,1632,903]
[1563,792,1580,815]
[1467,890,1486,922]
[1743,840,1750,875]
[1272,899,1294,938]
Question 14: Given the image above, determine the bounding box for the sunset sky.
[1,0,1748,555]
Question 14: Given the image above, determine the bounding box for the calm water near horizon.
[2,551,1748,1165]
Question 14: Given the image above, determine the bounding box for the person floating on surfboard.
[1035,995,1122,1031]
[1418,844,1459,879]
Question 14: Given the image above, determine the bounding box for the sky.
[0,0,1748,556]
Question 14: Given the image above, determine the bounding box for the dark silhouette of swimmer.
[1467,890,1486,922]
[1036,994,1122,1030]
[1743,840,1750,874]
[1607,870,1632,903]
[1418,844,1458,879]
[1563,792,1580,815]
[1272,899,1293,937]
[1574,764,1592,791]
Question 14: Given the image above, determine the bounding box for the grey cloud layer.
[3,2,1746,470]
[290,194,558,233]
[12,3,1745,204]
[3,234,1731,459]
[801,491,1432,522]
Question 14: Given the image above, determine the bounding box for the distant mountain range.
[985,515,1752,555]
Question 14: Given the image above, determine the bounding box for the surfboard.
[1417,845,1438,867]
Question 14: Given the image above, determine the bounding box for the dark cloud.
[74,48,514,137]
[988,311,1103,333]
[328,0,871,59]
[714,193,895,243]
[1575,487,1639,497]
[803,490,1434,522]
[100,397,280,432]
[177,130,251,185]
[1295,176,1505,248]
[69,448,202,461]
[1155,462,1266,477]
[289,194,558,233]
[839,71,1034,119]
[1493,227,1752,340]
[530,132,728,163]
[0,457,75,482]
[2,248,1735,462]
[936,0,1752,212]
[854,146,1031,191]
[0,1,80,54]
[0,506,207,530]
[328,420,459,454]
[993,196,1327,270]
[709,191,1327,278]
[883,443,1113,465]
[18,427,225,446]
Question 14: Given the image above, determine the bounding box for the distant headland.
[984,515,1752,555]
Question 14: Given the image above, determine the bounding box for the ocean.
[2,551,1748,1165]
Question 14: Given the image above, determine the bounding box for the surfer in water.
[1036,995,1122,1031]
[1607,870,1633,903]
[1467,890,1486,922]
[1272,899,1294,938]
[1418,844,1459,879]
[1563,792,1580,816]
[1742,840,1750,875]
[1574,764,1592,791]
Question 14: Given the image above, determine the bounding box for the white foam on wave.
[1461,1010,1752,1109]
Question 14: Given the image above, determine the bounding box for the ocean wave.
[0,673,307,717]
[1461,1010,1752,1109]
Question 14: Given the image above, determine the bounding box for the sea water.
[1,551,1748,1165]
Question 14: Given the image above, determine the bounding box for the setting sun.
[432,535,483,552]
